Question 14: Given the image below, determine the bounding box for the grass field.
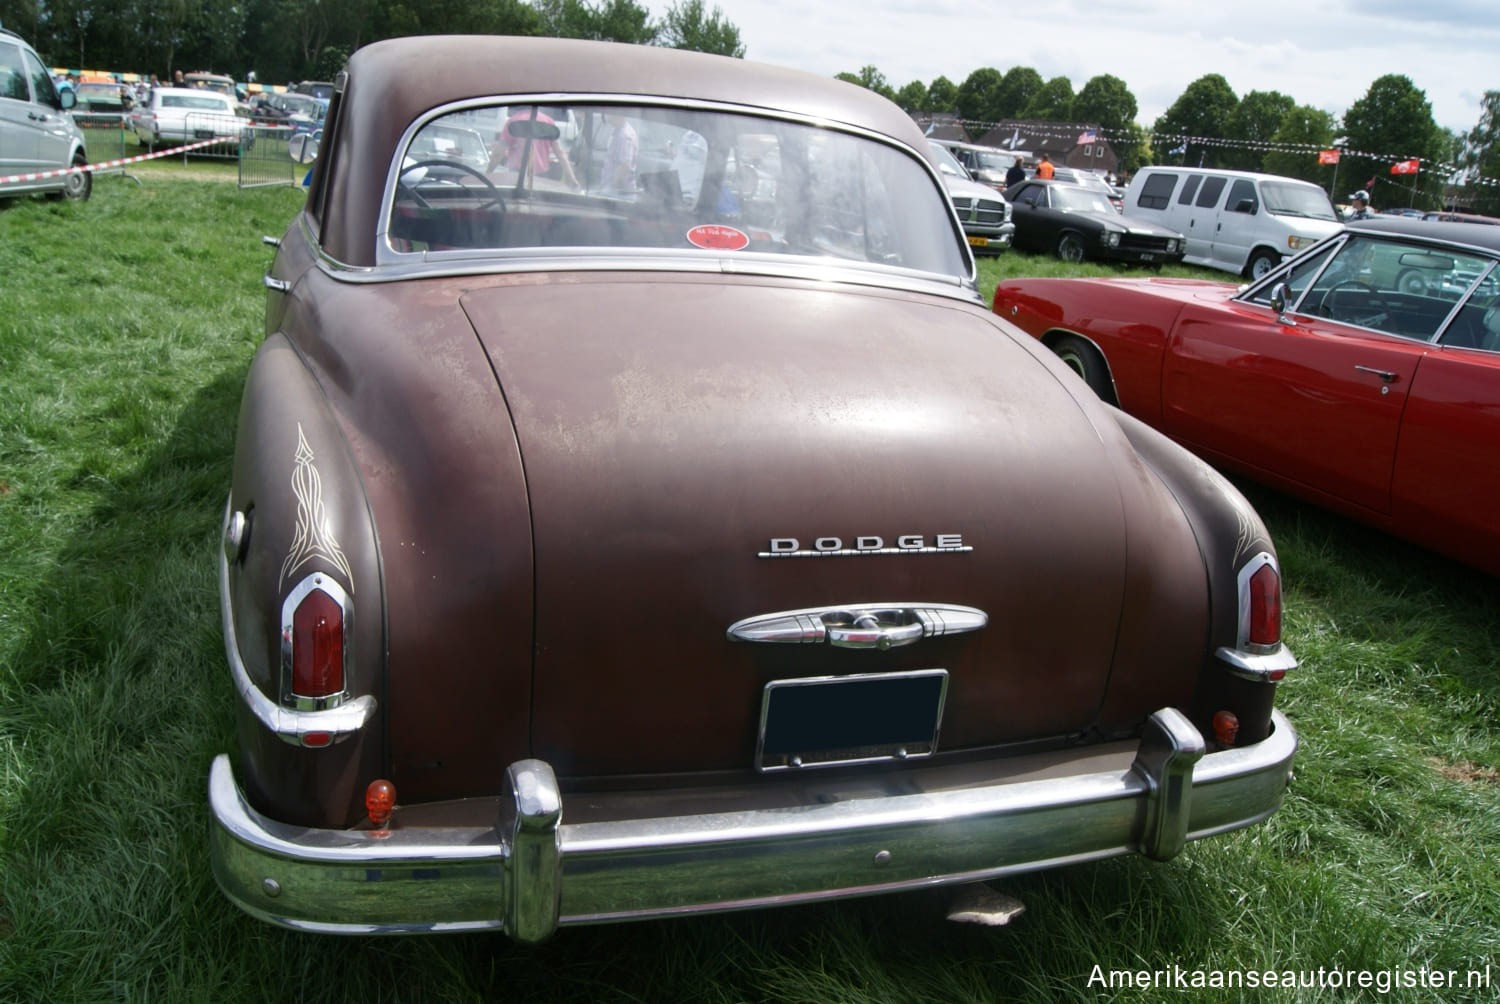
[1,169,1497,1002]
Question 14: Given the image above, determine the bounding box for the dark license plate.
[1139,252,1157,261]
[194,129,216,139]
[757,669,948,771]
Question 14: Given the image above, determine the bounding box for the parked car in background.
[292,80,335,102]
[130,86,246,151]
[182,70,244,104]
[930,138,1026,189]
[928,140,1014,254]
[1422,210,1500,227]
[404,121,490,176]
[73,80,128,113]
[0,26,90,200]
[1050,166,1124,211]
[210,33,1297,941]
[1005,177,1184,265]
[1124,167,1342,279]
[248,91,325,128]
[993,216,1500,576]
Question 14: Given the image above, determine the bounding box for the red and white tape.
[0,138,226,186]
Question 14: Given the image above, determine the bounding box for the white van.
[1123,167,1341,278]
[0,27,90,200]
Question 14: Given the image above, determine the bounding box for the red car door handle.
[727,604,987,650]
[1355,365,1398,383]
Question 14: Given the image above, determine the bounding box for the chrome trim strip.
[209,710,1296,935]
[314,233,981,304]
[220,501,376,746]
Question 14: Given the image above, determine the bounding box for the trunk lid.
[461,273,1132,777]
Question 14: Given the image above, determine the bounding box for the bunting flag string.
[933,117,1500,192]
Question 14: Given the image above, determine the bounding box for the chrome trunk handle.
[727,604,987,651]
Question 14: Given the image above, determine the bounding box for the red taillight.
[291,587,344,698]
[1247,562,1282,648]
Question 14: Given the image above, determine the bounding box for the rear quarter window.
[0,41,28,101]
[1135,172,1177,210]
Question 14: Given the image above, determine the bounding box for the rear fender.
[224,332,385,827]
[1110,409,1290,746]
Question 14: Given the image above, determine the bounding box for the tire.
[1056,231,1086,264]
[1244,249,1280,280]
[1395,268,1428,295]
[1051,334,1113,401]
[47,154,91,202]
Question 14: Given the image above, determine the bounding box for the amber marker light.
[366,779,396,828]
[1213,711,1240,747]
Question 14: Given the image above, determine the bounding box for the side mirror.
[1270,282,1291,316]
[288,132,319,164]
[1234,198,1257,214]
[59,89,77,111]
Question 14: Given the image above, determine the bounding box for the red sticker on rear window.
[686,224,749,251]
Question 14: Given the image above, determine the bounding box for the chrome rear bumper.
[209,708,1295,939]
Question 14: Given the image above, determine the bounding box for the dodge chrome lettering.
[759,534,970,558]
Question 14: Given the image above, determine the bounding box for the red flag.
[1317,149,1340,165]
[1390,159,1420,175]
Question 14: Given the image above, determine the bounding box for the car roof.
[321,35,932,268]
[1015,178,1095,189]
[155,86,232,96]
[1131,165,1328,189]
[1345,215,1500,254]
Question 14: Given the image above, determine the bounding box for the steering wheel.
[1317,279,1375,319]
[399,159,506,212]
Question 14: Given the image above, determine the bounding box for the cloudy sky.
[651,0,1498,134]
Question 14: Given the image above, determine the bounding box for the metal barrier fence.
[238,124,306,189]
[167,111,243,161]
[70,111,134,179]
[59,110,307,189]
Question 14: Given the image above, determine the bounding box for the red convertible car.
[209,35,1297,940]
[994,216,1500,576]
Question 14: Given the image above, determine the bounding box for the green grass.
[1,173,1497,1002]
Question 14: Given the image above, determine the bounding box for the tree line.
[5,0,1494,212]
[847,63,1496,214]
[0,0,744,86]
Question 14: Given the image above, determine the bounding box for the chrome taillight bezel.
[280,573,353,711]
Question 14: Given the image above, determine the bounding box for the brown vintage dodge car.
[210,35,1298,939]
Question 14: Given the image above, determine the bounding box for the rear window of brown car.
[384,100,967,277]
